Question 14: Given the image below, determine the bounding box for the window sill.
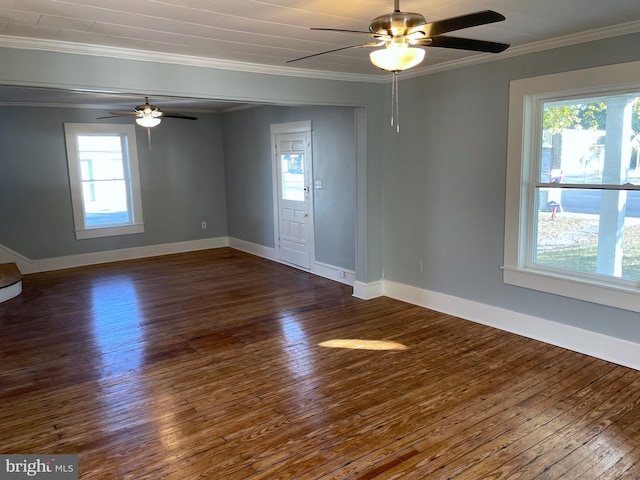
[75,223,145,240]
[502,265,640,313]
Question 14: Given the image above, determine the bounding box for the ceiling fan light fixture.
[369,45,425,71]
[136,116,161,128]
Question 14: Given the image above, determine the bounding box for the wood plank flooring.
[1,248,639,479]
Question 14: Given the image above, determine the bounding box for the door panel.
[275,131,312,269]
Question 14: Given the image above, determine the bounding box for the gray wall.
[222,105,356,271]
[0,101,357,272]
[0,106,226,258]
[381,33,640,343]
[0,46,385,282]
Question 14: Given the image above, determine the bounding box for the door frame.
[270,120,315,270]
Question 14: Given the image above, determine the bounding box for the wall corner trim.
[353,280,384,300]
[383,280,640,371]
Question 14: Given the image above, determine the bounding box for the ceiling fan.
[288,1,509,132]
[97,97,198,149]
[288,0,509,69]
[97,97,198,128]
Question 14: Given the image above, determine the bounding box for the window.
[65,123,144,239]
[504,61,640,312]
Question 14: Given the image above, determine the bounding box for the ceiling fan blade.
[420,35,509,53]
[311,27,389,39]
[423,10,506,37]
[287,43,378,63]
[103,111,141,116]
[97,115,128,119]
[162,113,198,120]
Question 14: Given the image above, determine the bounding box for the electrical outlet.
[338,270,345,278]
[201,221,207,229]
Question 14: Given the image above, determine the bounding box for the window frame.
[503,61,640,313]
[64,123,145,240]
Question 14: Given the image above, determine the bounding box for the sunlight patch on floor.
[318,339,408,351]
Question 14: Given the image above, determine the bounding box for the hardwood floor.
[1,248,639,479]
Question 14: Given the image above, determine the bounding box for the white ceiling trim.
[0,34,383,84]
[1,17,639,85]
[0,101,115,109]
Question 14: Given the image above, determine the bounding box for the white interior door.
[275,130,313,269]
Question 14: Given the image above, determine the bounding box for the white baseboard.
[383,280,640,371]
[228,237,355,286]
[312,261,355,286]
[0,244,39,274]
[0,238,229,274]
[228,237,277,261]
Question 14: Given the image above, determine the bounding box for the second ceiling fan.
[98,97,198,128]
[98,97,199,149]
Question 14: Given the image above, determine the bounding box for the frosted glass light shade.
[136,116,161,128]
[370,47,425,71]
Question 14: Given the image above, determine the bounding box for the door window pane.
[281,153,304,201]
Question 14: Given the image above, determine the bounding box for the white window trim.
[503,60,640,313]
[64,123,145,240]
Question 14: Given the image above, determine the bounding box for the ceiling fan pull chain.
[391,71,395,128]
[396,72,400,133]
[392,71,400,133]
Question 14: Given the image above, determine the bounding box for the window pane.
[78,135,125,181]
[540,95,640,185]
[534,188,640,281]
[80,155,125,181]
[82,179,130,227]
[77,135,122,152]
[281,153,304,201]
[76,134,132,228]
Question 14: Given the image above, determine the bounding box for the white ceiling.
[0,0,640,108]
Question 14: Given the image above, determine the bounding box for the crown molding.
[0,35,385,84]
[0,18,639,85]
[0,101,113,109]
